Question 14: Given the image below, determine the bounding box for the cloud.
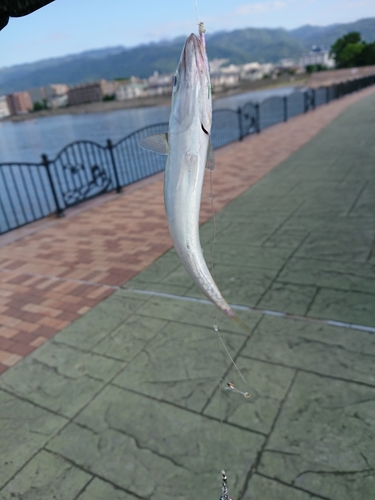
[303,0,375,25]
[235,1,288,15]
[334,0,375,9]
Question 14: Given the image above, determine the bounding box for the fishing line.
[192,0,200,23]
[209,168,225,469]
[215,325,247,386]
[209,171,248,389]
[209,152,249,495]
[209,169,218,328]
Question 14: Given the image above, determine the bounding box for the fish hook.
[225,382,251,399]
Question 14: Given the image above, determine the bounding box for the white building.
[209,58,229,73]
[28,84,69,105]
[49,94,68,109]
[278,58,296,69]
[208,60,240,90]
[299,46,335,69]
[0,96,11,119]
[209,58,275,85]
[146,71,173,97]
[115,77,147,100]
[240,62,274,81]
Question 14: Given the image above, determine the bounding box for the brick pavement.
[0,84,375,374]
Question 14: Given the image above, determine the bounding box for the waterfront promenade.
[0,86,374,499]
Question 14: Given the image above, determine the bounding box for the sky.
[1,0,375,68]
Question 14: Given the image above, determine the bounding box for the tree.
[32,99,48,112]
[331,31,375,68]
[358,42,375,66]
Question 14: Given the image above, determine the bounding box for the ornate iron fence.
[1,74,375,235]
[258,95,285,131]
[110,122,169,187]
[211,108,242,148]
[0,162,55,233]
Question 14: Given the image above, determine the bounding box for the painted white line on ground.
[125,287,375,334]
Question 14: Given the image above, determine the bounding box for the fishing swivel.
[198,21,206,34]
[220,470,233,500]
[225,382,250,399]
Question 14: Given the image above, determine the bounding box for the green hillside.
[290,17,375,47]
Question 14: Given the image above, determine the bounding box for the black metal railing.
[1,74,375,235]
[111,122,169,187]
[0,162,55,232]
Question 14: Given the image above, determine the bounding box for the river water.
[0,86,297,163]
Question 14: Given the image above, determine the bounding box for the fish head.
[170,33,212,134]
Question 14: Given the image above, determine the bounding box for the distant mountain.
[1,17,374,94]
[207,28,306,64]
[290,17,375,48]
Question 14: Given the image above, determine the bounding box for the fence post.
[304,91,309,113]
[326,86,330,104]
[312,89,316,109]
[283,96,288,122]
[255,103,260,133]
[41,154,64,218]
[106,139,122,193]
[237,107,244,141]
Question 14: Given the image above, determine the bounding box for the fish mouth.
[170,32,211,133]
[180,33,205,77]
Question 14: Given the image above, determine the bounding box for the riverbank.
[5,74,307,123]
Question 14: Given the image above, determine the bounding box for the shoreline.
[4,75,308,123]
[3,66,375,124]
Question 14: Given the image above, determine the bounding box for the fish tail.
[224,307,254,336]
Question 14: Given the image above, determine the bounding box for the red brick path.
[1,85,375,374]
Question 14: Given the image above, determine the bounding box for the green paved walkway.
[1,94,375,500]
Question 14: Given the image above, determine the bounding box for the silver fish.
[140,25,239,322]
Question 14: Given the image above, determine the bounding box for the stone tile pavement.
[0,88,375,499]
[0,85,375,374]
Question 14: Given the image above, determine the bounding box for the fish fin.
[205,140,215,170]
[139,133,169,155]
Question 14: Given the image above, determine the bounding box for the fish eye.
[172,72,179,93]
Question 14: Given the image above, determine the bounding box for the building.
[68,82,103,106]
[210,71,239,90]
[100,80,118,98]
[240,62,274,81]
[28,87,45,105]
[6,91,32,115]
[67,80,119,105]
[0,96,11,118]
[209,61,240,90]
[28,84,69,107]
[278,58,296,69]
[209,59,275,87]
[116,81,147,100]
[299,46,335,69]
[146,72,173,97]
[49,94,68,109]
[209,59,229,73]
[47,84,68,97]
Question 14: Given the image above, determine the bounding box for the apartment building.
[300,46,335,69]
[28,84,68,104]
[6,91,32,115]
[68,82,103,105]
[0,96,11,118]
